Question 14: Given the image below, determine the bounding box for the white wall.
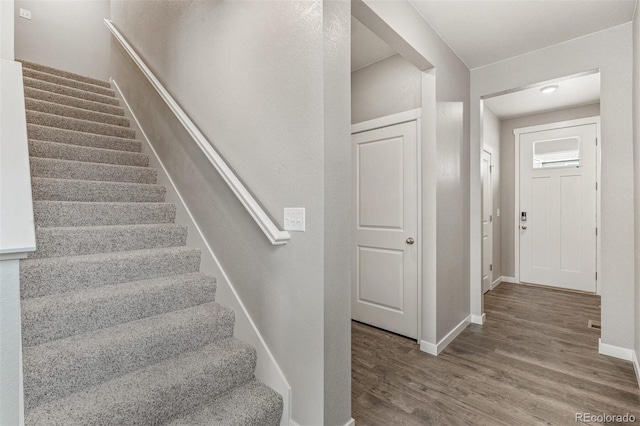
[14,0,111,80]
[109,1,351,424]
[471,24,634,350]
[354,0,471,345]
[1,0,14,60]
[482,106,501,280]
[351,53,421,124]
[633,6,640,371]
[499,103,601,278]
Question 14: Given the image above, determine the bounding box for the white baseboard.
[501,276,518,284]
[291,418,354,426]
[420,315,471,356]
[113,80,292,425]
[632,350,639,388]
[598,338,634,361]
[470,313,486,325]
[491,276,503,290]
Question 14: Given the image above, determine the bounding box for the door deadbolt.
[406,237,415,245]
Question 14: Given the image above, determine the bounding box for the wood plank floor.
[352,283,640,425]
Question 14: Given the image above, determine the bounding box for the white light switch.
[497,208,501,217]
[284,208,305,232]
[19,8,31,19]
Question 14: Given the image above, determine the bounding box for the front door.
[519,123,597,292]
[352,121,418,339]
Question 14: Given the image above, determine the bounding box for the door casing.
[514,116,601,294]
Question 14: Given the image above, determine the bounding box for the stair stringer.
[111,79,292,426]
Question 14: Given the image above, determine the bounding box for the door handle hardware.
[406,237,415,245]
[521,225,527,230]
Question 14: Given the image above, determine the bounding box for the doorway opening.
[479,69,602,304]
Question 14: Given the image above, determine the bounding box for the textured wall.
[482,106,501,280]
[351,53,422,124]
[110,1,351,423]
[472,23,634,350]
[14,0,111,79]
[499,103,601,278]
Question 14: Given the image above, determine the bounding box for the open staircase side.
[18,60,283,426]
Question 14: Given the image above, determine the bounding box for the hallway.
[352,283,640,425]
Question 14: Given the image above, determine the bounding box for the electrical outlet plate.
[19,8,31,19]
[284,208,305,232]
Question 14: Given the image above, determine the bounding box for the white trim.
[470,313,486,325]
[420,315,471,355]
[104,19,289,246]
[598,339,635,361]
[491,275,503,290]
[513,116,601,293]
[291,419,354,426]
[112,80,292,425]
[501,276,519,284]
[481,146,494,293]
[632,351,640,388]
[351,108,422,134]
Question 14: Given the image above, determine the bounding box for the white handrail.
[104,19,290,245]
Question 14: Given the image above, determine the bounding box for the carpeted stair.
[18,60,283,426]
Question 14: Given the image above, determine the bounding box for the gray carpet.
[19,60,283,425]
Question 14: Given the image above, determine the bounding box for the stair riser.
[30,157,157,185]
[25,87,125,116]
[27,111,136,139]
[30,225,187,259]
[32,178,166,203]
[25,339,256,426]
[33,201,175,227]
[28,125,141,152]
[22,274,217,346]
[25,98,130,127]
[24,77,120,106]
[19,60,111,88]
[23,304,234,409]
[23,68,116,97]
[20,248,201,299]
[29,140,149,167]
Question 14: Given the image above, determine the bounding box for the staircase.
[17,60,283,425]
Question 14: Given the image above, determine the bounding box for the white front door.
[352,121,418,339]
[481,149,493,294]
[519,123,597,292]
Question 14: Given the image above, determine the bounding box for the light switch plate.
[497,208,501,217]
[284,208,305,232]
[19,8,31,19]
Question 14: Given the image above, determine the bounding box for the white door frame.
[351,107,423,342]
[513,116,601,294]
[481,146,494,293]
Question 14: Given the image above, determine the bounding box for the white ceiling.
[409,0,638,69]
[483,72,601,119]
[351,17,396,72]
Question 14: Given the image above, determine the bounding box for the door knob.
[521,225,527,230]
[406,237,415,245]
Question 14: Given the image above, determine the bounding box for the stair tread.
[167,379,283,426]
[25,97,130,127]
[33,200,176,227]
[30,156,157,184]
[28,124,142,152]
[19,60,111,88]
[24,302,235,410]
[29,139,149,167]
[24,87,125,116]
[20,246,201,298]
[30,223,187,259]
[32,177,166,202]
[23,68,116,97]
[25,338,255,426]
[22,272,217,346]
[27,110,136,139]
[23,76,120,106]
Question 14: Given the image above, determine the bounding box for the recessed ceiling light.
[540,85,559,94]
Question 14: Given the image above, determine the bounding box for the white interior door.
[352,121,418,339]
[519,124,597,292]
[481,149,493,294]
